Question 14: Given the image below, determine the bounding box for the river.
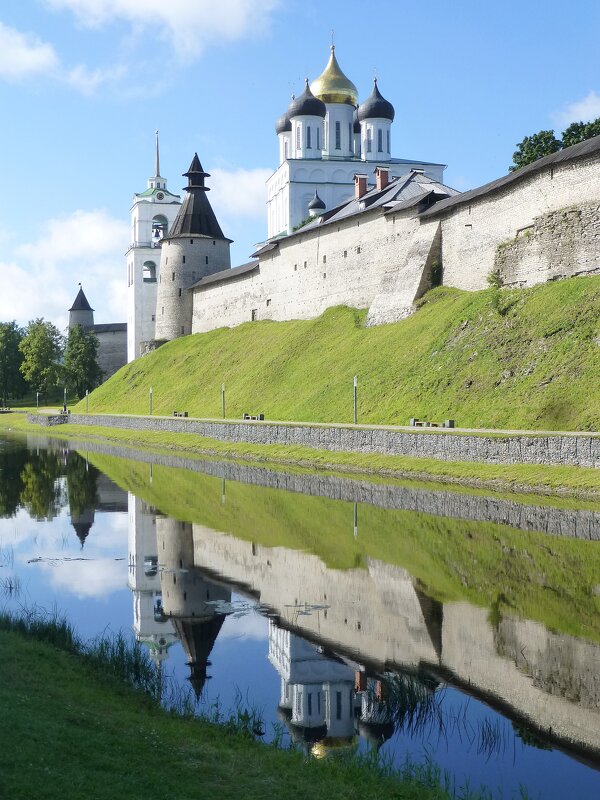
[1,432,599,798]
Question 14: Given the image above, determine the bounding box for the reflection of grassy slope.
[90,453,600,643]
[78,278,600,430]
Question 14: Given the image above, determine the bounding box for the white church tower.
[126,132,181,362]
[267,44,446,238]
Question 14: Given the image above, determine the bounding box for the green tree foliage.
[509,130,562,172]
[510,117,600,171]
[64,324,103,399]
[19,319,64,396]
[0,321,27,403]
[562,118,600,148]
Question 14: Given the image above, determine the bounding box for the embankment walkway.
[27,411,600,469]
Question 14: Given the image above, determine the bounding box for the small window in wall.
[161,307,164,315]
[323,255,326,264]
[181,326,184,334]
[151,314,155,322]
[182,256,186,264]
[323,272,326,279]
[316,127,320,150]
[178,288,182,297]
[165,257,168,265]
[190,239,194,244]
[356,246,361,254]
[296,125,301,150]
[343,250,347,258]
[336,691,342,720]
[378,129,383,152]
[205,256,209,265]
[386,129,390,153]
[172,272,175,281]
[335,121,341,150]
[303,261,307,268]
[266,298,271,306]
[294,264,298,271]
[367,129,372,153]
[307,693,312,715]
[251,309,258,321]
[306,126,311,149]
[213,240,216,245]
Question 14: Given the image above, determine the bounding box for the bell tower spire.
[155,129,161,178]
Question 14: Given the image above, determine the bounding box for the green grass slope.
[80,278,600,430]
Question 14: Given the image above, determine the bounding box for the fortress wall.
[192,209,424,333]
[439,153,600,290]
[95,329,127,379]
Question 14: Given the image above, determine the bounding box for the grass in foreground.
[77,278,600,431]
[0,612,488,800]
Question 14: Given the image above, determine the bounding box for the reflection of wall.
[191,524,600,756]
[127,494,177,664]
[193,524,441,670]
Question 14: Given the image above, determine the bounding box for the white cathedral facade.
[267,44,445,237]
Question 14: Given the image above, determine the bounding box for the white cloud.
[45,0,280,60]
[555,91,600,125]
[209,167,272,220]
[0,21,59,81]
[65,63,126,94]
[1,209,129,329]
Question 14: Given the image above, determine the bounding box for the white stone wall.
[96,329,127,378]
[192,208,430,333]
[438,154,600,290]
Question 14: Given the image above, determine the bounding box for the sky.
[1,0,600,330]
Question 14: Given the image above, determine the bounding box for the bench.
[410,418,454,429]
[172,411,188,417]
[243,413,265,421]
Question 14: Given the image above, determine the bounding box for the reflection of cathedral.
[268,620,394,756]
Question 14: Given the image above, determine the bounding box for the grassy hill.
[80,277,600,430]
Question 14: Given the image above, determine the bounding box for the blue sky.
[1,0,600,329]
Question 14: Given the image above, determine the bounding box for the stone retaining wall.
[27,411,600,468]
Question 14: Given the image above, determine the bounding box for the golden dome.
[310,45,358,106]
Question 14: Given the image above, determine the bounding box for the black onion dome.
[357,79,395,122]
[353,107,361,134]
[275,109,292,134]
[288,79,326,119]
[308,190,326,211]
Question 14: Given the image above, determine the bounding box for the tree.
[509,117,600,171]
[64,324,103,399]
[0,321,27,403]
[562,118,600,149]
[19,319,64,397]
[509,130,562,172]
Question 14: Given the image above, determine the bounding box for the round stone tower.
[154,154,232,341]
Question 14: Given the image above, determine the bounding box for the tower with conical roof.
[126,131,182,361]
[69,284,94,329]
[267,42,446,237]
[154,153,232,341]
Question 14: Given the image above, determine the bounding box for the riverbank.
[8,411,600,498]
[0,617,479,800]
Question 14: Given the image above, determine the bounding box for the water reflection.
[2,435,600,796]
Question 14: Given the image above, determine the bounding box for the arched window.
[306,126,311,149]
[316,127,320,150]
[143,261,157,282]
[152,215,168,247]
[387,130,390,153]
[296,125,301,151]
[335,121,341,150]
[366,128,372,153]
[378,129,383,152]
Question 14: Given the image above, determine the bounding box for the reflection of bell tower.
[126,130,181,362]
[157,517,231,699]
[127,494,177,666]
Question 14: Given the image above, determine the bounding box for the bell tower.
[126,131,182,362]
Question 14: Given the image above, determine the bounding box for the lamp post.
[36,392,39,409]
[85,390,89,414]
[222,383,225,419]
[149,386,153,416]
[63,386,67,413]
[353,375,358,425]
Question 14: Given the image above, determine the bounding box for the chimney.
[354,173,368,199]
[375,166,389,191]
